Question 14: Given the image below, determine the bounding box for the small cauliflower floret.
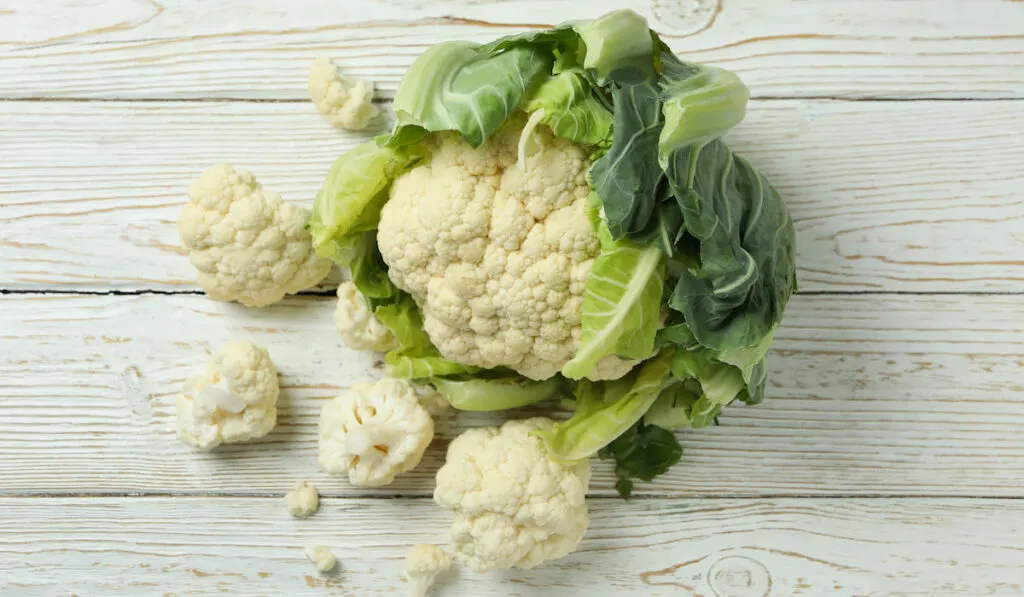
[308,58,379,131]
[434,418,590,572]
[305,545,337,573]
[378,117,634,381]
[319,379,434,487]
[404,544,452,597]
[176,340,279,451]
[180,165,332,308]
[284,481,320,518]
[334,281,397,352]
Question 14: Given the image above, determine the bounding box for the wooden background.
[1,0,1022,595]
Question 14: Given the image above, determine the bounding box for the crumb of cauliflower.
[176,340,279,450]
[377,116,633,380]
[308,58,380,131]
[284,480,320,518]
[179,165,332,308]
[319,378,434,487]
[334,281,397,352]
[305,545,337,573]
[434,417,591,571]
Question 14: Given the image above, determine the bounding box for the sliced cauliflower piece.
[404,544,452,597]
[284,481,320,518]
[434,417,591,572]
[377,116,633,381]
[179,165,332,308]
[319,378,434,487]
[176,340,279,450]
[305,545,337,573]
[308,58,380,131]
[334,281,397,352]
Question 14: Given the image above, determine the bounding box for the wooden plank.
[1,496,1021,596]
[1,293,1021,497]
[2,100,1021,293]
[1,0,1022,99]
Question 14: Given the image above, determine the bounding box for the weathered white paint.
[1,0,1022,99]
[1,100,1021,292]
[1,293,1021,497]
[0,497,1022,596]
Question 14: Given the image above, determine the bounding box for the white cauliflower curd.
[176,340,279,450]
[179,165,332,308]
[377,117,634,381]
[319,378,434,487]
[334,281,397,352]
[404,544,452,597]
[308,58,380,131]
[433,418,591,572]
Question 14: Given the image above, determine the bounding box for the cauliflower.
[305,545,337,573]
[176,340,279,450]
[403,544,452,597]
[434,418,591,571]
[334,281,397,352]
[179,165,332,307]
[319,378,434,487]
[377,117,633,380]
[284,481,320,518]
[308,58,380,131]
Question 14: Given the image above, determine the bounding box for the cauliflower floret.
[179,165,332,308]
[377,117,633,381]
[404,544,452,597]
[308,58,380,131]
[176,340,279,450]
[305,545,337,573]
[334,281,398,352]
[319,378,434,487]
[434,418,591,572]
[284,481,320,518]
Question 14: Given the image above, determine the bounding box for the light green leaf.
[308,140,418,264]
[432,376,563,411]
[523,70,614,146]
[390,42,553,148]
[542,347,675,463]
[562,217,665,379]
[575,9,654,84]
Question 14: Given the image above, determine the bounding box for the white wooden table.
[1,1,1022,595]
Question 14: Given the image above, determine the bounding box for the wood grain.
[1,496,1022,596]
[2,100,1021,293]
[1,293,1021,498]
[1,0,1022,99]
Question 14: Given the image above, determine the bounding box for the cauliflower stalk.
[434,418,591,571]
[177,340,279,450]
[179,165,331,307]
[319,378,434,487]
[308,58,379,131]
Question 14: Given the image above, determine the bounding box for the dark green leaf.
[598,421,682,499]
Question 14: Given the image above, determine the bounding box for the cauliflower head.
[434,417,591,572]
[403,544,452,597]
[334,281,398,352]
[319,378,434,487]
[180,165,332,308]
[377,118,633,380]
[308,58,380,131]
[177,340,279,450]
